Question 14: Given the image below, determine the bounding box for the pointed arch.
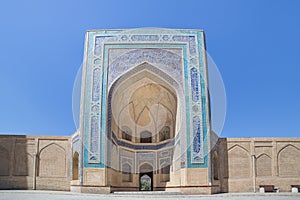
[139,162,153,173]
[139,162,153,191]
[38,143,66,177]
[278,144,300,177]
[136,105,156,127]
[228,144,251,178]
[256,153,272,177]
[106,62,180,180]
[228,144,250,154]
[121,126,133,142]
[39,143,66,155]
[277,144,300,156]
[118,101,135,125]
[122,162,132,182]
[107,62,183,139]
[140,130,152,143]
[257,153,271,159]
[159,126,171,142]
[108,63,179,145]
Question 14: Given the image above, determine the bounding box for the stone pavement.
[0,190,299,200]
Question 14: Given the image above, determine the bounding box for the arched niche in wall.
[121,126,132,142]
[38,143,66,177]
[256,153,272,177]
[122,163,132,182]
[72,152,79,180]
[278,145,300,177]
[159,126,171,142]
[108,63,178,145]
[228,145,251,179]
[140,131,152,143]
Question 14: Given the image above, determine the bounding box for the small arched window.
[140,131,152,143]
[122,126,132,142]
[159,126,171,142]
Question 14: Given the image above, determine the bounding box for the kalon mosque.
[0,29,300,194]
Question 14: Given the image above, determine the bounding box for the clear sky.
[0,0,299,138]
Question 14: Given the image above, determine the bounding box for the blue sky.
[0,0,299,138]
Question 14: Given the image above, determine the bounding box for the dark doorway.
[139,163,154,191]
[139,172,153,191]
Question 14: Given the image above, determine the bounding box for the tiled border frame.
[79,29,210,169]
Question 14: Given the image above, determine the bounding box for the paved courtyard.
[0,191,299,200]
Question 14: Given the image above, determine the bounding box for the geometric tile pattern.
[80,29,210,168]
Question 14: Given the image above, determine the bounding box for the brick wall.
[215,138,300,193]
[0,135,71,191]
[1,134,300,193]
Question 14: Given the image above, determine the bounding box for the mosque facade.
[0,29,299,194]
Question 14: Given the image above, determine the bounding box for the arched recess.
[256,153,272,177]
[38,143,66,177]
[160,163,170,182]
[228,145,251,179]
[121,126,132,142]
[107,62,180,144]
[0,146,9,176]
[140,131,152,143]
[122,162,132,182]
[72,152,79,180]
[212,151,219,180]
[159,126,171,142]
[139,162,154,173]
[278,145,300,177]
[13,151,33,176]
[139,163,154,191]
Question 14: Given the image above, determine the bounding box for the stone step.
[113,191,181,195]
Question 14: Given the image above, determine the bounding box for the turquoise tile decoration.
[80,29,210,169]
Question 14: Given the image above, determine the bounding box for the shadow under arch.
[139,162,154,191]
[72,152,79,180]
[107,62,181,138]
[106,62,182,191]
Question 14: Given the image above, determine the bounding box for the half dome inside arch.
[109,63,179,144]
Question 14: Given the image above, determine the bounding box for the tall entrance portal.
[71,28,214,194]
